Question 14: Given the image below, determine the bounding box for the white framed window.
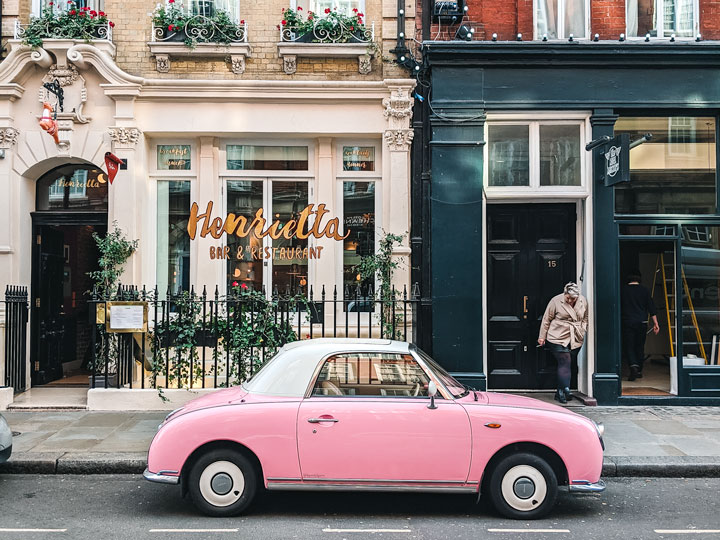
[182,0,241,22]
[33,0,104,16]
[535,0,588,39]
[292,0,365,16]
[157,180,192,297]
[627,0,698,38]
[484,115,589,196]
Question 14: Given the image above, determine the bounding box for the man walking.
[622,269,660,381]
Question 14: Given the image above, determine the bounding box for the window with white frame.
[293,0,364,16]
[182,0,241,22]
[627,0,697,38]
[157,180,191,296]
[535,0,587,39]
[34,0,103,15]
[486,121,584,189]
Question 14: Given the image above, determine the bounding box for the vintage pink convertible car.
[144,339,605,519]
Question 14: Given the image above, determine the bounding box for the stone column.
[108,126,144,287]
[0,128,20,289]
[314,138,336,296]
[193,137,221,292]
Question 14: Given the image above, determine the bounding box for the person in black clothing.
[621,269,660,381]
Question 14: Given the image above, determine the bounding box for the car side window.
[311,353,432,397]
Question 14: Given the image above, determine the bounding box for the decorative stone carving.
[0,128,19,149]
[283,55,297,75]
[383,87,414,120]
[384,129,414,151]
[155,54,171,73]
[109,127,142,148]
[358,54,372,75]
[230,54,245,75]
[39,64,89,124]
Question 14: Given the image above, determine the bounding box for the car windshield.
[415,348,468,398]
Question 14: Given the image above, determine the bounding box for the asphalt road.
[0,476,718,539]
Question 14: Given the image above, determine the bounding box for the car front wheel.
[188,449,257,517]
[488,452,558,520]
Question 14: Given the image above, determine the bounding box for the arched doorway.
[31,164,108,386]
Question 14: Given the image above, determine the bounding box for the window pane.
[272,181,309,292]
[157,181,191,297]
[564,0,586,38]
[664,0,694,36]
[37,165,108,211]
[227,145,309,171]
[536,0,558,38]
[186,0,240,21]
[614,117,716,214]
[540,125,581,186]
[632,0,658,37]
[680,226,720,366]
[157,145,191,170]
[619,224,677,236]
[343,146,375,171]
[226,180,264,292]
[302,0,365,16]
[312,353,431,396]
[488,125,530,187]
[343,182,375,311]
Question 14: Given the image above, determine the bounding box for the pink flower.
[168,24,174,31]
[232,281,239,287]
[281,19,287,25]
[169,0,175,3]
[324,7,331,13]
[109,21,115,27]
[297,5,302,9]
[99,11,105,16]
[358,12,364,16]
[240,283,248,290]
[352,7,358,12]
[69,9,76,14]
[240,19,244,24]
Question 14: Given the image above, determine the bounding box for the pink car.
[144,339,605,519]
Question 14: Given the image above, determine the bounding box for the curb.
[2,453,719,478]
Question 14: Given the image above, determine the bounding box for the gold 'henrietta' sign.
[187,201,350,241]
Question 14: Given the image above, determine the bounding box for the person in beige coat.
[537,282,588,404]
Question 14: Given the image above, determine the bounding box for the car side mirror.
[427,381,438,410]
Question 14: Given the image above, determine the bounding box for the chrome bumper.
[143,468,180,485]
[569,479,606,494]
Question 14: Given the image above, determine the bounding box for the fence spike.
[403,284,408,300]
[190,285,196,299]
[141,285,147,300]
[333,285,337,300]
[215,285,219,300]
[309,285,314,301]
[202,285,207,299]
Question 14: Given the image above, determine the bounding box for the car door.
[296,352,472,483]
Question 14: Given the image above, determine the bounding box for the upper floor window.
[535,0,587,39]
[293,0,364,16]
[627,0,697,38]
[34,0,103,15]
[182,0,241,22]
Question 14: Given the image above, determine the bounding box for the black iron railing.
[89,283,420,390]
[4,286,29,393]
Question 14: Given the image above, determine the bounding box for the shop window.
[157,145,191,171]
[225,179,309,294]
[227,145,308,171]
[311,353,430,397]
[680,225,720,366]
[614,117,716,215]
[36,164,108,212]
[343,181,375,310]
[487,121,583,189]
[293,0,364,16]
[535,0,587,39]
[627,0,696,38]
[157,181,191,296]
[182,0,241,21]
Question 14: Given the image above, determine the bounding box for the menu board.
[343,146,375,172]
[157,145,191,170]
[106,302,148,333]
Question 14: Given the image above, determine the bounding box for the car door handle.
[307,418,339,423]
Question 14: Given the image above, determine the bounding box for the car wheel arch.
[479,442,568,495]
[180,440,264,497]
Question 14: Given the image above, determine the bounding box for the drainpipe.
[390,0,413,69]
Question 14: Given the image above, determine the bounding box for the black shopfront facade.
[413,42,720,405]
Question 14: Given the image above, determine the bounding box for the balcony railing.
[279,18,374,44]
[14,18,113,42]
[150,16,247,44]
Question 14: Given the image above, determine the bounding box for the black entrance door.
[487,204,577,390]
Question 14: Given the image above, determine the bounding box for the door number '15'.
[547,260,557,268]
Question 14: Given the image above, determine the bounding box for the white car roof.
[243,339,412,397]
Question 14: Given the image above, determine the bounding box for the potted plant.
[20,2,114,48]
[279,6,370,44]
[150,0,246,48]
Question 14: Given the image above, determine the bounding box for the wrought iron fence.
[89,283,420,390]
[14,18,113,42]
[3,286,29,393]
[151,18,248,44]
[280,17,374,43]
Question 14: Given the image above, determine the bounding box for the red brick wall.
[591,0,625,39]
[700,0,720,39]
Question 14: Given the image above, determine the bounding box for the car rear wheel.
[188,449,257,517]
[487,452,558,520]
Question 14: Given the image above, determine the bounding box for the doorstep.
[7,388,88,411]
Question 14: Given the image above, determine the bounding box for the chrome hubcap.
[211,472,233,496]
[513,477,535,499]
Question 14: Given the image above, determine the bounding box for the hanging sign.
[104,152,123,184]
[603,134,630,186]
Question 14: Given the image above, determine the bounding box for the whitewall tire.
[488,453,558,519]
[189,449,257,517]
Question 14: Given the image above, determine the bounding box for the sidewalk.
[1,405,719,477]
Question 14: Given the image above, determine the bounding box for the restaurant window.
[311,353,431,397]
[535,0,587,39]
[680,225,720,366]
[157,145,191,171]
[36,165,108,212]
[227,145,308,171]
[487,121,583,189]
[627,0,696,38]
[614,117,716,214]
[225,179,309,294]
[343,182,375,310]
[183,0,241,21]
[157,181,191,296]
